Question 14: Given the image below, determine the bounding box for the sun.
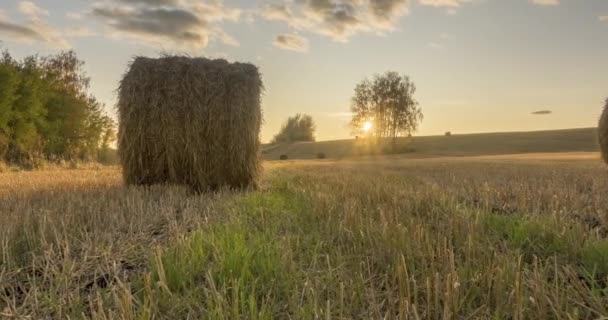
[362,121,372,132]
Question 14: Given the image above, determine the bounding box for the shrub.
[599,98,608,165]
[272,114,315,143]
[118,56,263,192]
[97,148,118,165]
[445,131,452,136]
[279,154,288,160]
[316,152,326,159]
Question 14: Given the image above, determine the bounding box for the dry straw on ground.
[117,56,263,191]
[600,98,608,165]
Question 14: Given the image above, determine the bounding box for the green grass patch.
[143,175,309,318]
[581,240,608,277]
[148,222,291,318]
[481,213,582,261]
[482,212,608,286]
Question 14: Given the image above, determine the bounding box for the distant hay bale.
[600,98,608,165]
[117,56,263,191]
[279,154,288,160]
[316,152,326,159]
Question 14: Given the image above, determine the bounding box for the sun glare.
[363,121,372,132]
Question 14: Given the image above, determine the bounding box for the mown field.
[2,154,608,319]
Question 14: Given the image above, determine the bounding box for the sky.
[0,0,607,142]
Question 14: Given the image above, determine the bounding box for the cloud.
[530,0,559,6]
[261,0,409,42]
[0,21,45,41]
[91,0,241,49]
[0,1,73,47]
[119,0,180,5]
[261,3,293,21]
[418,0,471,14]
[531,110,552,115]
[273,33,309,52]
[65,27,97,38]
[18,1,49,18]
[260,0,477,44]
[418,0,470,8]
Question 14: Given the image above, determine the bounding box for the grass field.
[262,127,599,160]
[2,151,608,319]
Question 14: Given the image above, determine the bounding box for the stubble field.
[1,154,608,319]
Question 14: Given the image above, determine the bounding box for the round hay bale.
[600,98,608,165]
[117,56,263,191]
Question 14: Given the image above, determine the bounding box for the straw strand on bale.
[600,98,608,165]
[117,56,263,191]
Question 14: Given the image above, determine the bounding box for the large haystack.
[117,56,263,191]
[600,99,608,165]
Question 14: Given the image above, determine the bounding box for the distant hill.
[262,127,599,160]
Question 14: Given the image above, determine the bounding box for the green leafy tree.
[0,52,18,157]
[272,114,316,143]
[8,56,48,164]
[0,49,115,166]
[82,96,115,160]
[350,72,423,141]
[42,51,109,160]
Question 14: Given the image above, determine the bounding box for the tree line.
[0,49,115,168]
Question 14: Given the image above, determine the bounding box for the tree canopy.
[350,71,423,139]
[272,114,316,143]
[0,49,115,167]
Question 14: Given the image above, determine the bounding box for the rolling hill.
[262,127,599,160]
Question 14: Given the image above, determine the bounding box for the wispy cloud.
[273,33,309,52]
[0,1,77,48]
[418,0,471,15]
[531,110,552,115]
[418,0,470,8]
[531,0,559,6]
[428,32,453,50]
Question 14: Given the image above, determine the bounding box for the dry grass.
[1,155,608,319]
[118,56,263,191]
